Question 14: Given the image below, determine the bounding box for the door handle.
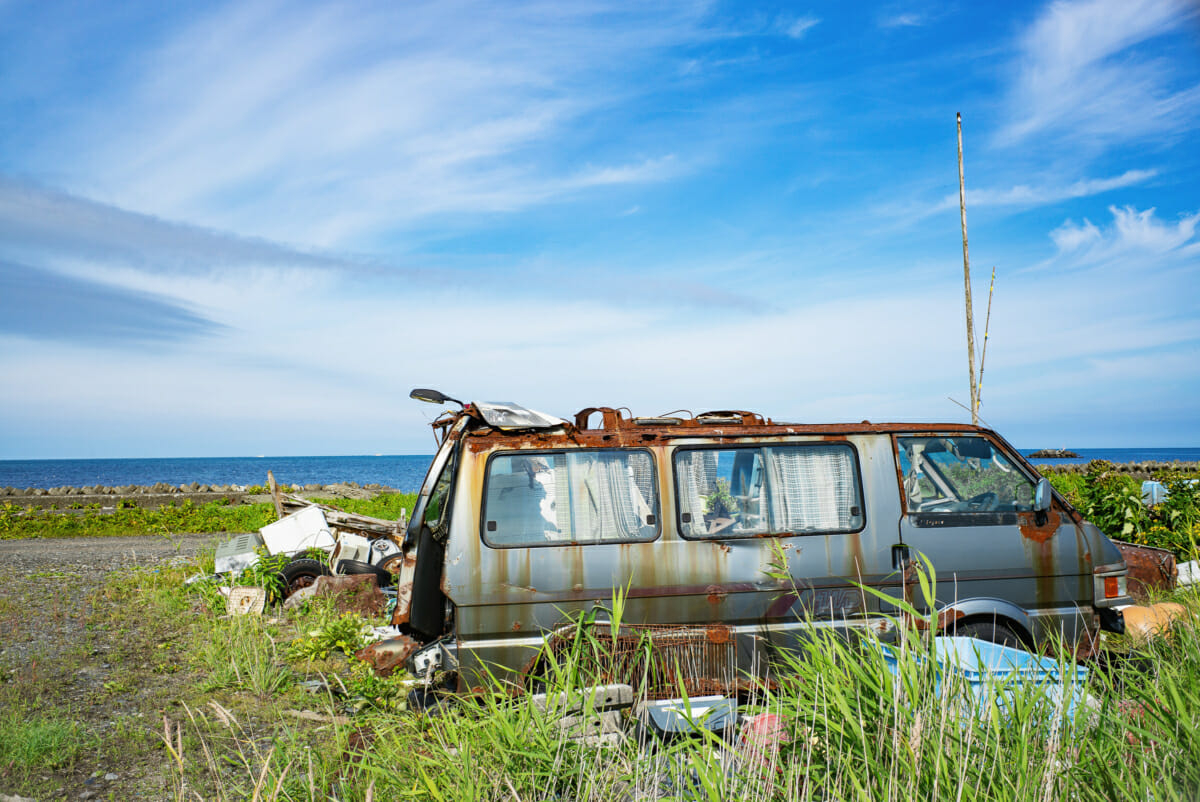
[891,544,911,571]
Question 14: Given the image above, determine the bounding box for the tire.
[279,557,331,597]
[951,620,1024,649]
[335,558,394,587]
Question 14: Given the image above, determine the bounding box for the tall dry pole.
[957,112,978,425]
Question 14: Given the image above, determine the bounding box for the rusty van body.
[383,396,1131,693]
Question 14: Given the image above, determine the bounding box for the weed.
[0,708,85,776]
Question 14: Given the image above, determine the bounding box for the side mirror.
[410,388,463,407]
[1034,477,1052,512]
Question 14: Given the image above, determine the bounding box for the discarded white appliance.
[259,505,335,556]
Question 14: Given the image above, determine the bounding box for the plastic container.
[880,636,1090,723]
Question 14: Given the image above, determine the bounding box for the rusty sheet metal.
[1113,540,1177,599]
[384,553,417,626]
[357,634,420,677]
[464,419,997,452]
[310,574,387,616]
[533,624,748,699]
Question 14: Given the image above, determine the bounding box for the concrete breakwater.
[1035,461,1200,480]
[1,481,403,510]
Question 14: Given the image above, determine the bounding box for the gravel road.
[0,532,228,573]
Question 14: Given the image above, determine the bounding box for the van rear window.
[483,450,658,547]
[674,444,864,538]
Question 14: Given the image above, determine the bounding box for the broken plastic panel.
[473,401,567,430]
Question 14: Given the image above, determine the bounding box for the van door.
[893,434,1091,638]
[671,437,897,653]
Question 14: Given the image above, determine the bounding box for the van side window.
[674,445,864,538]
[897,436,1035,514]
[423,446,457,537]
[483,449,658,547]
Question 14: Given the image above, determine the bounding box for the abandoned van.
[383,391,1131,693]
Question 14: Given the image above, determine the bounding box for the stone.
[104,773,118,781]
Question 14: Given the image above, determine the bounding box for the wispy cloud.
[1047,204,1200,267]
[998,0,1200,148]
[0,261,222,345]
[33,1,714,249]
[878,12,926,28]
[781,15,820,39]
[887,168,1158,225]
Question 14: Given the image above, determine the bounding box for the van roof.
[443,401,992,448]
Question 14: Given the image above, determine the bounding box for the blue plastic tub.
[880,636,1090,723]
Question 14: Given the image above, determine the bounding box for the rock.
[49,487,67,496]
[104,773,118,781]
[198,484,211,493]
[304,484,322,492]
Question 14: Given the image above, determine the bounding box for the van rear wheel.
[951,620,1023,649]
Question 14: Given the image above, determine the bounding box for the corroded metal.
[357,634,420,677]
[1113,541,1177,599]
[533,624,742,699]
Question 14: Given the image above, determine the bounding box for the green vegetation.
[309,492,418,521]
[0,492,420,541]
[5,541,1200,799]
[0,709,86,777]
[1048,460,1200,558]
[0,499,278,540]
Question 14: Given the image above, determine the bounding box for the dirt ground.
[0,534,226,801]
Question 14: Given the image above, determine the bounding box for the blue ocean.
[0,455,436,493]
[1,448,1197,492]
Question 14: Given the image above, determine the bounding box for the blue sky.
[1,0,1198,458]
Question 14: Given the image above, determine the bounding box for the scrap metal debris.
[1114,540,1178,599]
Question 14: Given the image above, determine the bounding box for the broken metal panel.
[357,634,420,677]
[472,401,567,431]
[1113,540,1177,599]
[214,532,264,575]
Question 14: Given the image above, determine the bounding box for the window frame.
[671,441,867,541]
[893,433,1040,520]
[479,447,662,549]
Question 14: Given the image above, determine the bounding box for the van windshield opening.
[898,436,1035,513]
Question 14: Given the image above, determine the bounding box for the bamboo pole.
[976,266,996,416]
[957,112,978,425]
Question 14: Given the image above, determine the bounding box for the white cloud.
[782,15,820,39]
[36,1,712,249]
[999,0,1200,147]
[879,12,925,28]
[941,169,1157,214]
[888,168,1158,226]
[1047,204,1200,265]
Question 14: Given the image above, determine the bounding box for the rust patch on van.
[705,625,733,644]
[903,607,964,632]
[705,585,728,605]
[1018,511,1058,544]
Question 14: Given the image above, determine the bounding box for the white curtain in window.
[765,446,857,532]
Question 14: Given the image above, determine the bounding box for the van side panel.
[443,435,902,689]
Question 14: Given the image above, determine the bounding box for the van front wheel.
[951,620,1023,649]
